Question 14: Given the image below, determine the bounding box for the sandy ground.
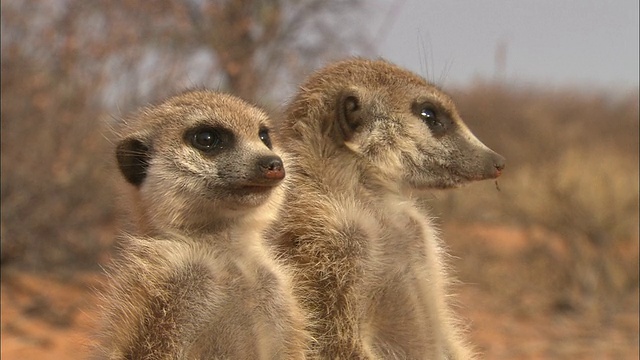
[1,271,103,359]
[2,225,638,359]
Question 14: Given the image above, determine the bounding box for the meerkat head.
[284,58,505,190]
[115,90,285,232]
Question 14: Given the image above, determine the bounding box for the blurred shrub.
[1,0,369,273]
[1,53,117,271]
[505,147,638,315]
[431,82,639,317]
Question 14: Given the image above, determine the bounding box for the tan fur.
[270,58,505,359]
[96,90,308,359]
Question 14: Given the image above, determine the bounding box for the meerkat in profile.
[270,58,505,359]
[96,90,308,359]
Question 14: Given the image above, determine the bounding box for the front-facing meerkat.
[96,90,307,359]
[271,58,505,359]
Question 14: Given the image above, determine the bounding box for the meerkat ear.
[336,88,366,142]
[116,137,150,187]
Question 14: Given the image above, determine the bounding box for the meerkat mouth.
[236,184,278,195]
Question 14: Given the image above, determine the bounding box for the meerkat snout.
[491,153,506,177]
[241,155,285,190]
[258,155,285,181]
[473,147,505,181]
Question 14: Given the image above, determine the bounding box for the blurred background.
[1,0,638,358]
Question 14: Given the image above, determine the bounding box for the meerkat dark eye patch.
[116,138,150,187]
[186,126,234,153]
[412,102,453,137]
[259,127,272,149]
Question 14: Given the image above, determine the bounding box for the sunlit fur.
[96,90,308,359]
[270,58,504,359]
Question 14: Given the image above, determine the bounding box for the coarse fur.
[270,58,505,359]
[95,89,308,359]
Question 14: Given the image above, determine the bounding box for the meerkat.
[95,89,308,359]
[270,58,505,359]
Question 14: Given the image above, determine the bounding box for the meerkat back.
[96,90,308,359]
[272,58,504,359]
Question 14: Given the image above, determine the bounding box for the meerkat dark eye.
[192,130,220,150]
[259,128,272,149]
[187,126,234,153]
[420,108,437,122]
[416,104,448,136]
[419,107,441,128]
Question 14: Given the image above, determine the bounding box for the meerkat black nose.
[258,156,285,180]
[492,154,506,176]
